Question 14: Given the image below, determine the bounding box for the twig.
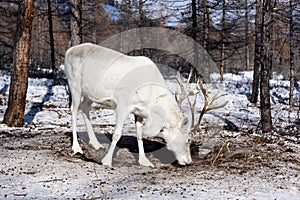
[93,162,107,200]
[211,139,230,166]
[38,178,64,183]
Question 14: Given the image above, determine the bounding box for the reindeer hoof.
[72,145,83,155]
[90,142,105,150]
[101,156,112,167]
[139,157,155,168]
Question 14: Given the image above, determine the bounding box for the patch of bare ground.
[1,128,299,199]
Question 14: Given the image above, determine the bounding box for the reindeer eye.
[187,138,192,144]
[189,131,195,137]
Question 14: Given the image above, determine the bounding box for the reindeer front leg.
[135,115,154,168]
[101,109,127,167]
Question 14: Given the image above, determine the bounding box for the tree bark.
[260,0,273,132]
[47,0,57,83]
[245,0,250,71]
[289,0,295,108]
[3,0,34,127]
[202,0,209,50]
[70,0,82,46]
[191,0,197,40]
[220,0,226,82]
[250,0,262,104]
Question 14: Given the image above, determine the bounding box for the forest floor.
[0,70,300,199]
[0,127,299,199]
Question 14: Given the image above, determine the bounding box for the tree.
[250,0,273,132]
[70,0,83,46]
[3,0,35,127]
[191,0,197,40]
[251,0,262,104]
[202,0,210,50]
[260,0,273,132]
[220,0,226,82]
[245,0,250,71]
[289,0,295,108]
[47,0,57,82]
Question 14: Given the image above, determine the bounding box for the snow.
[102,3,121,21]
[0,69,299,199]
[0,69,299,136]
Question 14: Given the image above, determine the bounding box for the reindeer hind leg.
[80,97,104,150]
[70,85,83,155]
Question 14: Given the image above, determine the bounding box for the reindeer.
[64,43,192,167]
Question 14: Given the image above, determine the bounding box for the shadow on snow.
[24,81,54,124]
[64,131,178,166]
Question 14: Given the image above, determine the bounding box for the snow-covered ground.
[0,70,299,199]
[0,70,299,135]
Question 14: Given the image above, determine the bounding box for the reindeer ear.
[143,105,166,137]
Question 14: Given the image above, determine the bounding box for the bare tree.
[220,0,226,82]
[202,0,210,50]
[250,0,273,132]
[245,0,251,71]
[251,0,262,104]
[289,0,295,108]
[47,0,57,82]
[3,0,34,127]
[70,0,83,46]
[260,0,273,132]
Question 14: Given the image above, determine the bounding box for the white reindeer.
[64,43,192,167]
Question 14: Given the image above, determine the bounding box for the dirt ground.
[0,127,300,199]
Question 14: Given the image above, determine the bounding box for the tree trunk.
[250,0,262,104]
[202,0,209,50]
[191,0,197,40]
[70,0,82,46]
[201,0,210,83]
[220,0,226,82]
[260,0,273,132]
[245,0,250,71]
[289,0,295,108]
[47,0,57,83]
[3,0,34,127]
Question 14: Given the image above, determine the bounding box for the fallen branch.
[93,162,107,200]
[211,139,230,166]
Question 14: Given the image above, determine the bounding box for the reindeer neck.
[154,90,182,131]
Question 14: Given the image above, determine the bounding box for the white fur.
[64,43,192,167]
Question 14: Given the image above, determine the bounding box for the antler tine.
[176,68,199,106]
[196,81,228,129]
[176,68,200,129]
[205,100,228,112]
[175,70,185,105]
[198,80,228,110]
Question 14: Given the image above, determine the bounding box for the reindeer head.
[162,115,193,165]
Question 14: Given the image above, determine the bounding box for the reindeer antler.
[176,68,199,127]
[176,68,198,105]
[196,81,228,129]
[176,68,228,131]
